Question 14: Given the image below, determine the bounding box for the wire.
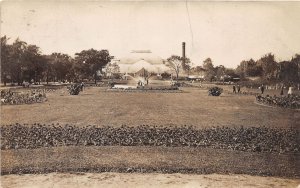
[185,0,194,48]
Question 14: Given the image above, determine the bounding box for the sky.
[1,1,300,68]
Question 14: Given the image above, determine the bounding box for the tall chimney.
[182,42,186,65]
[182,42,186,59]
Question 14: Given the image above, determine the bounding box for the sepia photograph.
[0,0,300,187]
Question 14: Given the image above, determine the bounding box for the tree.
[278,57,299,83]
[236,59,262,78]
[22,44,46,84]
[215,65,226,81]
[182,57,191,74]
[48,53,73,82]
[9,38,28,85]
[291,54,300,80]
[75,49,113,84]
[104,61,120,79]
[1,36,11,86]
[257,53,278,81]
[166,55,182,80]
[203,58,216,81]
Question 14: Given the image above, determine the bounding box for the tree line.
[1,36,299,86]
[188,54,300,84]
[1,36,113,86]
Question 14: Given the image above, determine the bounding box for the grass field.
[1,84,299,186]
[1,86,299,128]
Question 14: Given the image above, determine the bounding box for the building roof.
[115,51,170,73]
[119,51,165,65]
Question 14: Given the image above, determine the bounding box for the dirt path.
[1,172,299,188]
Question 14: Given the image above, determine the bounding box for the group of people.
[232,84,241,93]
[137,79,148,87]
[259,84,295,96]
[232,83,297,96]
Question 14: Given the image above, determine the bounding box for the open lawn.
[1,85,299,186]
[1,86,299,128]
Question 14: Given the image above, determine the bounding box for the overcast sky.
[1,1,300,68]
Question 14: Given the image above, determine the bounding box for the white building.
[116,50,171,75]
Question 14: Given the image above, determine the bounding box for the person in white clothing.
[288,86,293,96]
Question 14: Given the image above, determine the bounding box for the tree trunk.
[3,74,7,86]
[46,72,49,85]
[94,72,97,84]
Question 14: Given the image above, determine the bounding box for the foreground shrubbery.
[1,124,299,153]
[0,89,47,105]
[208,87,223,96]
[256,95,300,109]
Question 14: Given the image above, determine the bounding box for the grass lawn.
[1,86,299,128]
[1,85,299,178]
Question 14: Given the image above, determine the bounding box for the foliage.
[75,49,113,84]
[208,87,223,96]
[166,55,191,80]
[1,36,113,85]
[257,53,278,80]
[67,84,82,95]
[1,124,299,154]
[203,58,216,81]
[0,89,47,105]
[103,61,120,78]
[161,72,171,79]
[166,55,183,80]
[46,53,73,83]
[256,95,300,109]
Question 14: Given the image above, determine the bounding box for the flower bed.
[255,95,300,109]
[1,124,299,153]
[0,89,47,105]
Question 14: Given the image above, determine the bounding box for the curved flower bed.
[0,89,47,105]
[1,124,299,153]
[255,95,300,109]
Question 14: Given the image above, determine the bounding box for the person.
[233,85,236,93]
[280,86,284,96]
[288,86,293,96]
[80,82,84,91]
[237,85,241,93]
[260,84,265,94]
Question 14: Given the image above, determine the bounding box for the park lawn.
[1,85,299,179]
[1,86,299,129]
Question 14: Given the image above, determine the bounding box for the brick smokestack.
[182,42,186,65]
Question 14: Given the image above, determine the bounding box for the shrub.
[67,84,81,95]
[208,87,223,96]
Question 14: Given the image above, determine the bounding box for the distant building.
[115,50,171,75]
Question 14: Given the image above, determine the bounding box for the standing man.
[280,86,284,96]
[80,82,84,91]
[233,85,236,94]
[237,85,241,93]
[261,84,265,94]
